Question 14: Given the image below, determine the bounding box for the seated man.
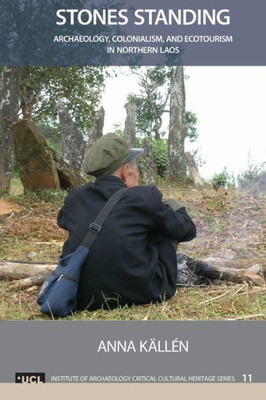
[57,133,196,311]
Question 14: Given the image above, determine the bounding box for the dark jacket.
[57,175,196,310]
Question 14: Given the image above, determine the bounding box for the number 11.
[242,374,252,382]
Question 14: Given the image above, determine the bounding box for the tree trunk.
[19,66,42,120]
[58,99,85,172]
[185,152,205,187]
[142,138,156,184]
[168,66,186,182]
[154,117,162,141]
[1,257,264,289]
[124,102,136,147]
[0,67,20,193]
[0,261,55,289]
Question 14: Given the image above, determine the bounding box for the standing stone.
[51,148,86,190]
[168,66,187,182]
[0,67,20,193]
[185,152,205,187]
[124,102,136,147]
[58,100,85,172]
[82,107,105,173]
[88,106,105,147]
[250,172,266,197]
[142,138,156,185]
[12,120,60,191]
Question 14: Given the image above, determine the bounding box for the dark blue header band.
[0,0,265,66]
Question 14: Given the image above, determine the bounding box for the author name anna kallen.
[97,338,189,353]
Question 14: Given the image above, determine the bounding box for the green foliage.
[38,122,62,155]
[10,188,66,209]
[186,111,199,142]
[20,66,105,133]
[112,128,168,180]
[135,137,168,180]
[31,189,67,206]
[11,159,20,178]
[128,66,173,138]
[237,159,266,189]
[128,67,198,143]
[111,123,124,137]
[210,168,234,190]
[151,138,169,178]
[2,280,266,320]
[145,66,174,85]
[128,94,156,137]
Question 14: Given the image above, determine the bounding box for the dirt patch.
[1,188,265,264]
[0,193,67,262]
[0,199,24,216]
[4,217,66,241]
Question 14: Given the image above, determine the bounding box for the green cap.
[84,133,144,177]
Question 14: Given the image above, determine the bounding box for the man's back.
[58,175,196,311]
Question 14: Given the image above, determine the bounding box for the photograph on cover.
[0,0,265,323]
[0,65,265,321]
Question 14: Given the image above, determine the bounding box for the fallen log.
[186,256,265,286]
[0,261,55,289]
[1,257,265,289]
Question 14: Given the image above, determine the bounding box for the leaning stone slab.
[12,119,60,190]
[12,119,85,192]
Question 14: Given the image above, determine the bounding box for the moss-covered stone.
[12,119,60,190]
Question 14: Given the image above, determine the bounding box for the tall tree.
[0,67,20,192]
[127,66,198,182]
[128,67,198,142]
[168,66,187,182]
[128,67,173,139]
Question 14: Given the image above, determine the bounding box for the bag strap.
[81,187,126,250]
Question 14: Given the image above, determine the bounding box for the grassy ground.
[0,178,265,320]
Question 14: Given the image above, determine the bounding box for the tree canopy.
[127,66,198,142]
[19,66,105,134]
[128,67,173,139]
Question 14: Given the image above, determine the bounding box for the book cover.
[0,1,265,398]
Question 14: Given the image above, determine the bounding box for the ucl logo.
[15,373,45,383]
